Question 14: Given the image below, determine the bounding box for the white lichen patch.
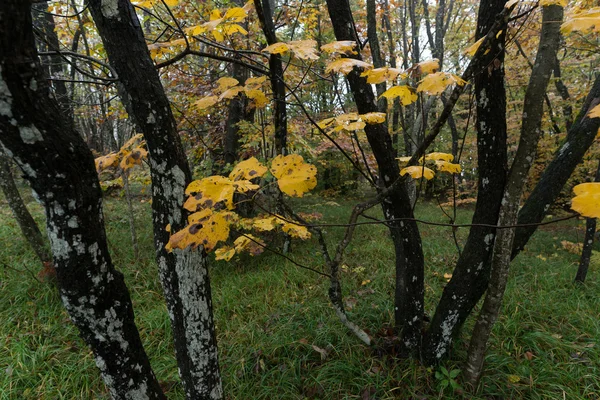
[0,68,13,118]
[19,125,43,144]
[100,0,120,19]
[67,216,79,228]
[434,309,459,359]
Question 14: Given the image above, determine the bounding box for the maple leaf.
[215,246,236,261]
[229,157,268,181]
[588,104,600,118]
[245,88,269,109]
[417,72,466,96]
[435,160,462,174]
[245,76,267,89]
[320,41,358,55]
[194,95,219,110]
[270,154,317,197]
[95,153,119,172]
[253,215,284,231]
[379,85,418,106]
[360,112,387,124]
[263,42,290,55]
[185,176,237,210]
[416,59,439,75]
[325,58,373,75]
[423,152,454,162]
[400,166,435,180]
[234,234,265,255]
[361,67,405,84]
[219,86,244,101]
[288,40,319,60]
[571,183,600,218]
[282,221,311,239]
[167,210,230,252]
[223,7,247,22]
[221,24,248,36]
[119,147,148,171]
[216,77,240,92]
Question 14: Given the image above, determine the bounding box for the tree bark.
[0,153,52,268]
[325,0,425,354]
[574,159,600,283]
[463,5,563,386]
[422,0,509,364]
[0,2,165,398]
[86,1,222,398]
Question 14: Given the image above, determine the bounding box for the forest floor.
[0,189,599,399]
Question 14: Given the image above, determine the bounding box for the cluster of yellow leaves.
[571,183,600,218]
[317,112,387,132]
[325,58,373,75]
[361,67,406,84]
[184,3,252,42]
[167,155,317,256]
[133,0,179,9]
[380,85,418,106]
[95,134,148,173]
[398,152,461,180]
[561,7,600,34]
[194,75,269,111]
[417,72,466,96]
[262,40,320,60]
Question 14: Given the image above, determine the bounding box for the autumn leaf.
[194,95,219,110]
[463,37,485,57]
[588,104,600,119]
[167,210,230,252]
[282,221,311,239]
[229,157,268,181]
[95,153,119,172]
[435,160,462,174]
[396,156,412,164]
[325,58,373,75]
[417,72,466,95]
[270,154,317,197]
[223,7,247,22]
[119,147,148,171]
[360,67,404,84]
[539,0,567,7]
[379,85,418,106]
[244,88,269,109]
[423,152,454,162]
[320,40,357,55]
[416,59,439,75]
[185,176,236,210]
[263,42,290,55]
[219,86,244,100]
[215,246,236,261]
[360,112,387,124]
[234,234,265,255]
[245,76,267,89]
[400,166,435,180]
[288,40,319,60]
[571,182,600,218]
[561,8,600,34]
[253,215,284,231]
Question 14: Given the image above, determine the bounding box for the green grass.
[0,191,599,399]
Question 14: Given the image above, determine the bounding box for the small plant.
[435,365,462,394]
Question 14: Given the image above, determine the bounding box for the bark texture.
[422,0,509,364]
[0,2,164,398]
[463,5,563,386]
[574,159,600,283]
[86,1,222,398]
[325,0,424,354]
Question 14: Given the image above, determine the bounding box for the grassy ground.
[0,189,599,399]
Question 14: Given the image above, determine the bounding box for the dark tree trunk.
[512,75,600,256]
[255,0,287,156]
[422,0,509,364]
[86,1,222,398]
[325,0,425,354]
[0,2,165,398]
[574,159,600,283]
[366,0,386,111]
[224,59,247,165]
[463,5,563,386]
[0,153,52,269]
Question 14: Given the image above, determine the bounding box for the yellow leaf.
[588,103,600,119]
[263,42,290,55]
[507,375,521,384]
[219,86,244,101]
[400,166,435,180]
[379,85,418,106]
[561,8,600,34]
[164,0,179,6]
[95,153,119,172]
[361,67,404,84]
[335,112,360,123]
[119,147,147,171]
[216,77,239,92]
[325,58,373,75]
[212,29,225,42]
[229,157,268,181]
[194,95,219,110]
[215,246,236,261]
[360,112,387,124]
[571,183,600,218]
[505,0,519,9]
[245,76,267,89]
[244,88,269,108]
[234,234,265,255]
[185,176,236,210]
[288,40,319,60]
[320,41,358,55]
[435,160,462,174]
[221,24,248,36]
[282,222,311,239]
[223,7,247,22]
[253,216,284,231]
[167,210,230,252]
[210,9,222,20]
[416,59,439,75]
[396,156,412,164]
[185,25,207,36]
[539,0,567,6]
[317,117,336,129]
[270,154,317,197]
[342,121,366,131]
[424,152,454,162]
[463,36,485,57]
[188,208,213,224]
[417,72,466,95]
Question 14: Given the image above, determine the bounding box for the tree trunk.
[86,1,222,398]
[325,0,425,354]
[0,2,165,398]
[0,153,53,272]
[463,5,563,387]
[422,0,509,364]
[574,159,600,283]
